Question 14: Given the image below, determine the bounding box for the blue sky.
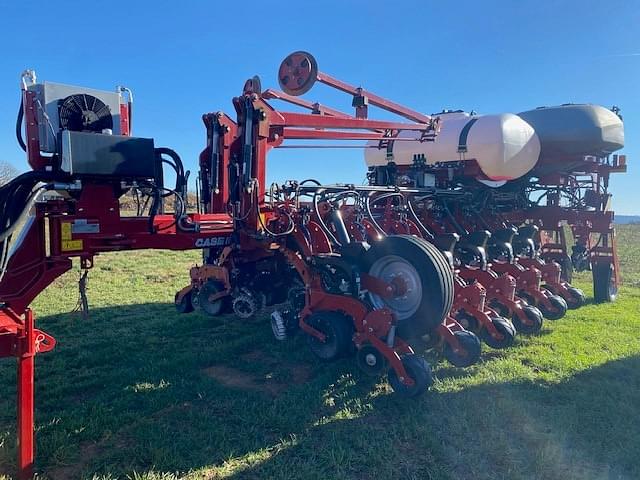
[0,0,638,213]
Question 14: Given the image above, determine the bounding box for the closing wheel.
[364,235,454,340]
[512,305,543,334]
[306,311,354,361]
[593,262,617,303]
[443,330,482,367]
[538,294,567,320]
[175,290,194,314]
[564,286,586,309]
[198,281,227,316]
[481,317,516,349]
[388,354,433,398]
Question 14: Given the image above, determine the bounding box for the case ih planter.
[0,52,626,478]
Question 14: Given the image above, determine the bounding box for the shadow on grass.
[0,302,637,480]
[226,354,640,480]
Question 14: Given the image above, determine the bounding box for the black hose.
[441,200,466,235]
[155,147,186,195]
[407,197,435,241]
[364,193,388,238]
[0,172,58,275]
[160,159,179,197]
[299,179,322,186]
[146,182,162,233]
[16,97,26,152]
[368,191,404,206]
[313,191,340,246]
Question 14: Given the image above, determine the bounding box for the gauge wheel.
[306,311,354,361]
[454,311,480,333]
[363,235,454,340]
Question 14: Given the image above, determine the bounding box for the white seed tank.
[364,112,541,181]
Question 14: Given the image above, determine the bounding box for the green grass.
[1,226,639,480]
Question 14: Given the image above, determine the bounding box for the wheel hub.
[368,255,422,321]
[365,353,377,366]
[356,345,386,376]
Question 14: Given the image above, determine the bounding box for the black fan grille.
[58,94,113,133]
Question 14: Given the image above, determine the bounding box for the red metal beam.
[272,111,429,132]
[316,72,432,124]
[17,310,35,480]
[262,89,351,118]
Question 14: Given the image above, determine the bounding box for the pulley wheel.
[278,51,318,96]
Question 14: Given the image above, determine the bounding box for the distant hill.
[616,215,640,224]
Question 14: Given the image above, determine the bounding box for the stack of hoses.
[0,171,54,281]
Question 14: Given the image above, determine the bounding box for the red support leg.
[16,310,35,480]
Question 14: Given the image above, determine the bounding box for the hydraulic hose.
[16,97,26,152]
[406,197,435,241]
[313,190,341,246]
[155,147,186,197]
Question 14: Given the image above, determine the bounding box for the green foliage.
[0,227,639,479]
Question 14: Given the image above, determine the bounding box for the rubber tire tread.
[388,354,433,398]
[565,286,586,309]
[443,330,482,367]
[481,317,516,349]
[593,263,616,303]
[175,291,194,314]
[539,294,567,320]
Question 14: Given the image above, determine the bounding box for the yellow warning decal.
[62,240,84,251]
[61,223,72,240]
[60,223,83,251]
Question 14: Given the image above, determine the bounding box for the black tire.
[512,305,543,334]
[443,330,482,367]
[593,262,617,303]
[388,354,433,398]
[306,311,354,361]
[363,235,454,340]
[175,290,194,314]
[481,317,517,349]
[565,286,586,309]
[198,281,227,316]
[489,300,510,319]
[454,311,480,332]
[538,294,567,320]
[517,290,537,307]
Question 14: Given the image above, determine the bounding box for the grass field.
[0,225,639,480]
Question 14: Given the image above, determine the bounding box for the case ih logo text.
[195,237,231,248]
